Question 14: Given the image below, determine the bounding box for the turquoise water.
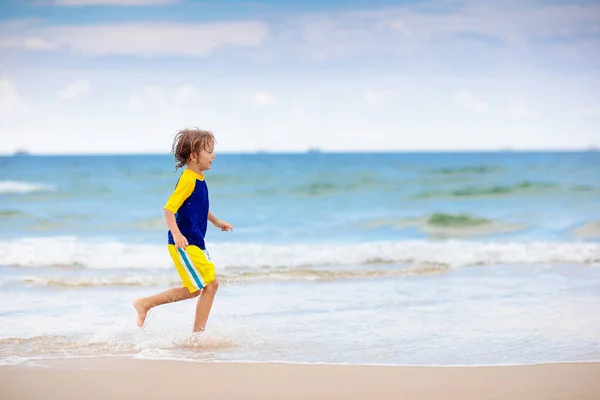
[1,152,599,366]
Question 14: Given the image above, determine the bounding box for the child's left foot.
[133,299,149,327]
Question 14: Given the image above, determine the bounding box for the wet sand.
[1,358,599,400]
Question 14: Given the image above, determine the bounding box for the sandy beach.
[1,358,599,400]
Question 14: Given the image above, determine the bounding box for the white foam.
[133,348,183,361]
[1,236,599,270]
[20,274,180,288]
[0,180,57,194]
[0,236,169,269]
[0,356,33,366]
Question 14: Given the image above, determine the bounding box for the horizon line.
[2,148,599,157]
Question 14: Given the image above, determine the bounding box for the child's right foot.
[133,299,149,327]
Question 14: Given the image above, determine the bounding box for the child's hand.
[213,219,233,232]
[173,233,189,249]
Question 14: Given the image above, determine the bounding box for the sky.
[0,0,599,154]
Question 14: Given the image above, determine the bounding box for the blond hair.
[171,128,216,169]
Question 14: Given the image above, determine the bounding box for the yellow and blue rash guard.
[164,168,209,250]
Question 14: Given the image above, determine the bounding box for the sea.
[1,151,599,367]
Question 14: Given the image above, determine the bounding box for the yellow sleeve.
[164,172,196,213]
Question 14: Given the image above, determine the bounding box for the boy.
[133,128,232,332]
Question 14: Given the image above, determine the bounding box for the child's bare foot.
[133,299,149,327]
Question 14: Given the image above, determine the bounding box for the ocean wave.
[362,213,524,237]
[0,210,32,218]
[108,217,165,231]
[19,275,182,288]
[0,332,236,360]
[417,181,558,199]
[292,178,385,197]
[574,220,600,239]
[15,263,450,287]
[0,335,134,359]
[423,214,523,238]
[427,213,491,227]
[1,236,599,271]
[432,165,503,174]
[0,180,57,194]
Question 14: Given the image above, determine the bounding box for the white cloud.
[128,85,199,110]
[23,37,58,51]
[128,86,166,109]
[1,2,599,154]
[454,90,489,114]
[1,71,598,154]
[2,2,598,68]
[0,78,27,118]
[52,0,179,5]
[508,100,527,118]
[252,91,277,106]
[278,1,600,64]
[174,85,199,105]
[364,90,394,105]
[58,79,90,101]
[127,94,145,110]
[581,104,600,117]
[0,36,56,52]
[1,21,268,57]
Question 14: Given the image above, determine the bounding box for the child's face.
[191,142,215,171]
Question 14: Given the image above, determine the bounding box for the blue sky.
[0,0,599,154]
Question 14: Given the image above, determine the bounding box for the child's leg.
[192,280,219,332]
[133,287,200,327]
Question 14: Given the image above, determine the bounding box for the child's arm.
[208,211,233,231]
[165,209,189,248]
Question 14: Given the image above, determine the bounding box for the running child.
[133,128,232,332]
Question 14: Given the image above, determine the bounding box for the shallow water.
[1,152,599,365]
